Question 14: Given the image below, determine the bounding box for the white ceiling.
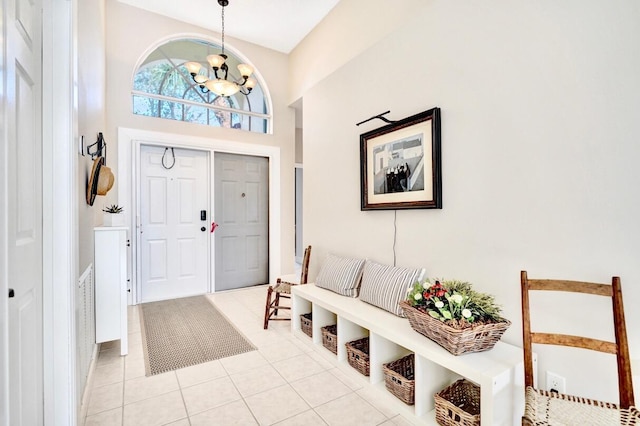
[117,0,341,53]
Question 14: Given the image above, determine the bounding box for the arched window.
[132,39,270,133]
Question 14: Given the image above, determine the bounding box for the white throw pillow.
[358,260,425,316]
[315,253,366,297]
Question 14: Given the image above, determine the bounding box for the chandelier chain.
[221,4,225,56]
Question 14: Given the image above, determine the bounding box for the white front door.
[4,0,44,423]
[214,153,269,291]
[139,146,209,302]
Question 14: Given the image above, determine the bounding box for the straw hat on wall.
[86,156,114,206]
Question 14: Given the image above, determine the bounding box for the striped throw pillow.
[315,253,366,297]
[358,261,425,316]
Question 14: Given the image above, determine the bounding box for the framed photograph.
[360,107,441,210]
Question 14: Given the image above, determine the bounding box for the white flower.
[451,294,464,304]
[462,309,472,318]
[413,293,422,301]
[422,282,430,290]
[435,301,444,308]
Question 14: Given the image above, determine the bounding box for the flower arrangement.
[406,279,504,329]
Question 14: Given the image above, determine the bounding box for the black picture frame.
[360,107,441,210]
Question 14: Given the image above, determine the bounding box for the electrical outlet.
[546,371,566,394]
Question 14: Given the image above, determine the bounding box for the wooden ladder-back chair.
[263,246,312,329]
[521,270,639,425]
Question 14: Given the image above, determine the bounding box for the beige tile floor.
[82,286,415,426]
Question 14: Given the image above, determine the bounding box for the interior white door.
[139,146,209,302]
[4,0,44,423]
[214,153,269,291]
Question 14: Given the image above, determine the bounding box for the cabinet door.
[95,228,126,343]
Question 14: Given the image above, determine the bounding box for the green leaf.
[428,311,441,319]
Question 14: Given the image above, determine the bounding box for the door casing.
[118,127,281,304]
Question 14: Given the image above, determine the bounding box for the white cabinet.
[94,227,128,355]
[292,284,524,425]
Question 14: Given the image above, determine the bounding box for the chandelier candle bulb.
[193,74,208,84]
[206,54,226,70]
[184,61,202,75]
[245,78,257,90]
[237,63,254,78]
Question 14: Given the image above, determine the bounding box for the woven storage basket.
[434,379,480,426]
[346,337,370,376]
[383,353,415,405]
[321,324,338,354]
[523,386,640,425]
[300,312,313,338]
[399,301,511,355]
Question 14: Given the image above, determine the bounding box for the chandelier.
[185,0,256,97]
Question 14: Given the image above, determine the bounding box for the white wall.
[288,0,426,104]
[77,0,107,273]
[105,1,297,276]
[302,0,640,403]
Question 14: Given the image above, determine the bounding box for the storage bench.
[291,283,524,425]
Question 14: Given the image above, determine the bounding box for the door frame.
[42,0,77,424]
[294,163,303,264]
[118,127,281,304]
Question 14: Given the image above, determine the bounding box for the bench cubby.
[292,284,524,425]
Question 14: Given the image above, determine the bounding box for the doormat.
[139,296,256,376]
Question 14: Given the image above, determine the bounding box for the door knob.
[201,227,206,232]
[8,288,14,298]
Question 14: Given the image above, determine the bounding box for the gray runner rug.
[139,295,256,376]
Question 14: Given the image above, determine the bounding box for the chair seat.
[272,280,298,295]
[523,387,640,425]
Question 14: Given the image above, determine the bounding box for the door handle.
[8,288,15,298]
[201,227,206,232]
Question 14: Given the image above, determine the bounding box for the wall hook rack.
[87,132,106,160]
[356,110,398,126]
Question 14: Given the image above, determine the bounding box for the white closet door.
[5,0,44,423]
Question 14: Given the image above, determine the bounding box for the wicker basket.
[399,301,511,355]
[434,379,480,426]
[321,324,338,354]
[383,354,415,405]
[346,337,370,376]
[300,312,313,338]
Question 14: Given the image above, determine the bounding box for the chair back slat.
[531,333,617,354]
[527,279,612,296]
[521,270,635,409]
